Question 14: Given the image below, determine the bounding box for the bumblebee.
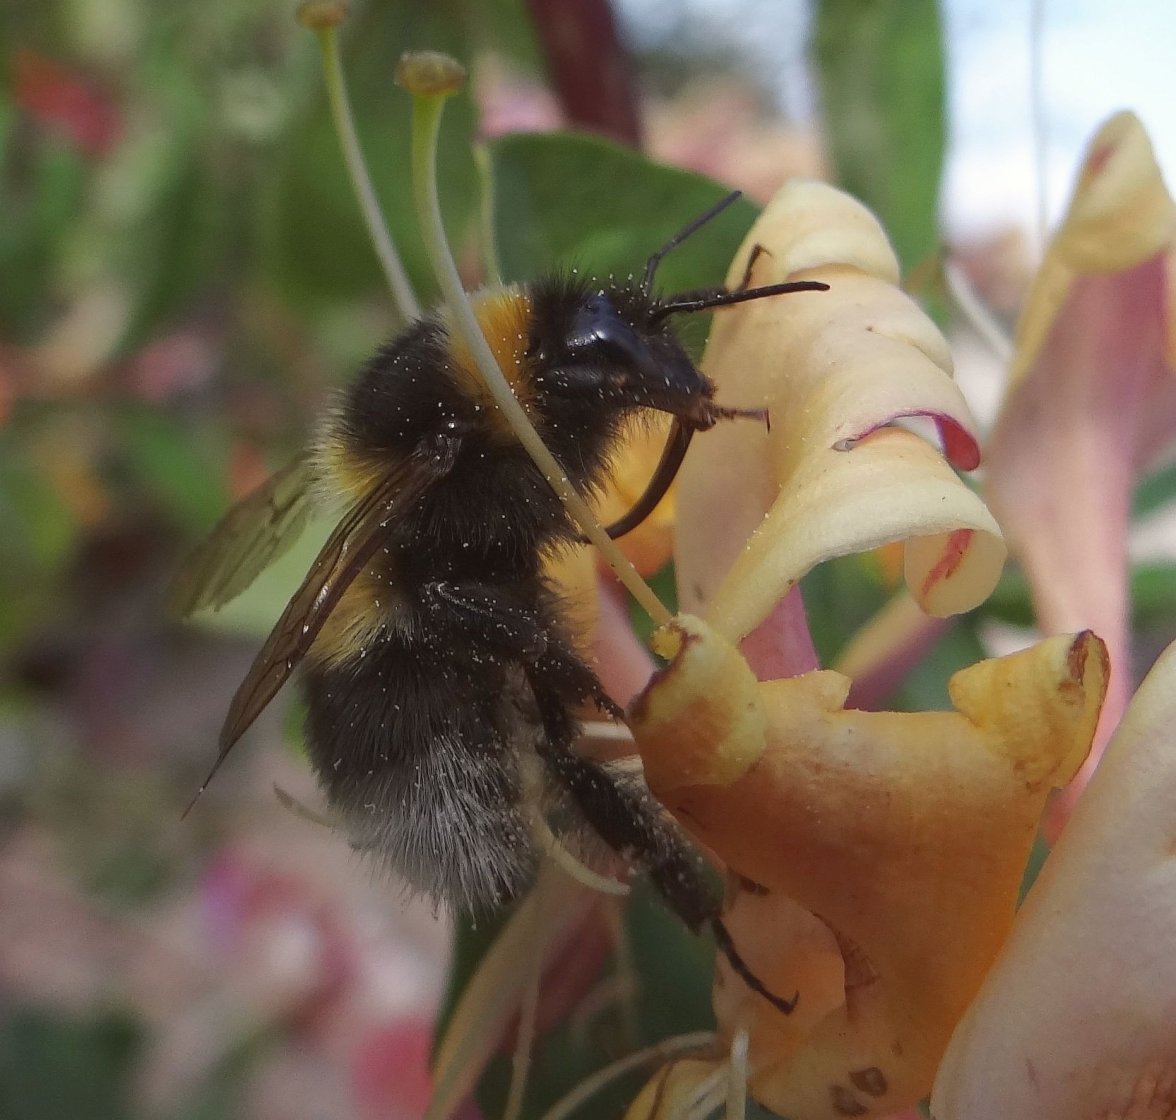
[173,192,824,1015]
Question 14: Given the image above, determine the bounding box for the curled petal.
[986,112,1176,826]
[932,637,1176,1120]
[1011,112,1176,387]
[689,425,1004,644]
[677,181,1003,646]
[630,616,1107,1118]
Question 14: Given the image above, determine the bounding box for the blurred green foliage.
[0,1007,143,1120]
[813,0,946,272]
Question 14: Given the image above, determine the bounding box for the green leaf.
[980,567,1036,628]
[1133,455,1176,518]
[487,131,760,299]
[0,1006,144,1120]
[112,407,232,528]
[0,433,80,641]
[1131,563,1176,624]
[812,0,946,271]
[984,561,1176,629]
[0,112,88,339]
[259,2,479,310]
[801,553,892,668]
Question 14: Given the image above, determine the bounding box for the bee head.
[528,284,720,429]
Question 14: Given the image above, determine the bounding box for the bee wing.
[187,452,446,810]
[169,456,316,617]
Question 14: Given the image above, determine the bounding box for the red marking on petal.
[936,415,982,471]
[920,529,975,600]
[844,411,981,472]
[1086,141,1115,177]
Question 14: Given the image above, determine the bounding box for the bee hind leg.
[526,662,798,1016]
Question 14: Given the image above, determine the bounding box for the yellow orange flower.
[931,636,1176,1120]
[435,177,1125,1120]
[630,617,1106,1119]
[619,182,1109,1118]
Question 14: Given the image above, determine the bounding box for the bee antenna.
[650,279,829,325]
[642,189,744,298]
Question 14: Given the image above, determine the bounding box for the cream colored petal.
[738,178,902,286]
[694,427,1004,643]
[931,637,1176,1120]
[630,616,1108,1119]
[677,182,1002,646]
[1010,111,1176,389]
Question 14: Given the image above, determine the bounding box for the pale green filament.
[536,1033,720,1120]
[314,24,420,324]
[504,901,542,1120]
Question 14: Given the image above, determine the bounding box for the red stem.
[525,0,643,147]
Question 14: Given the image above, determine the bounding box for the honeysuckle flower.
[429,181,1110,1120]
[409,64,1120,1110]
[238,19,1150,1120]
[630,618,1106,1119]
[930,634,1176,1120]
[985,111,1176,827]
[614,182,1110,1118]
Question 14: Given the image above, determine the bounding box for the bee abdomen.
[302,633,538,913]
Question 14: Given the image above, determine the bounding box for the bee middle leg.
[421,579,622,719]
[420,579,551,659]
